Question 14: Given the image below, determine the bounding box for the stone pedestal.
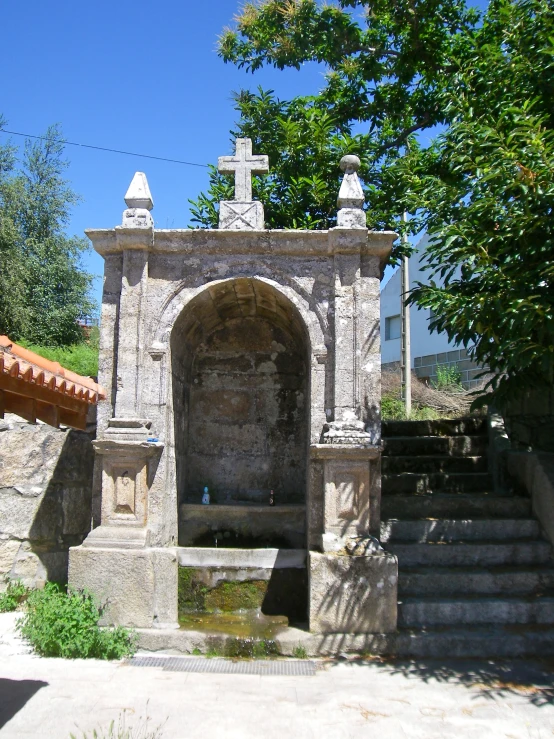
[80,430,162,549]
[311,442,381,552]
[309,551,397,634]
[308,429,396,635]
[68,418,177,629]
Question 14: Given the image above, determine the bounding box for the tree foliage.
[190,0,480,234]
[191,0,554,408]
[0,120,96,345]
[405,0,554,405]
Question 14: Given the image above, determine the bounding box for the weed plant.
[70,704,166,738]
[16,583,137,659]
[0,579,28,612]
[433,363,464,393]
[381,393,440,421]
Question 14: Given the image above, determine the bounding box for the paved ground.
[1,612,554,738]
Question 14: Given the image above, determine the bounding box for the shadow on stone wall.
[261,551,308,624]
[504,386,554,452]
[0,418,95,588]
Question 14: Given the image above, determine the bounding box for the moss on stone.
[178,567,208,612]
[204,580,268,612]
[178,568,269,615]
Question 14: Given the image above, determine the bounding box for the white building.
[380,234,485,388]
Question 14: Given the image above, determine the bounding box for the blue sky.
[1,0,488,309]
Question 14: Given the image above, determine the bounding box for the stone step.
[380,518,540,543]
[138,621,554,659]
[382,417,487,438]
[386,540,552,567]
[381,494,531,519]
[383,472,492,495]
[398,566,554,596]
[383,434,488,458]
[398,596,554,627]
[382,455,488,475]
[389,626,554,658]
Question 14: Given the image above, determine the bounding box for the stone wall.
[413,348,488,389]
[0,415,95,588]
[504,388,554,453]
[382,348,489,389]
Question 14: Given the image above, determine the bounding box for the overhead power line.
[0,129,210,168]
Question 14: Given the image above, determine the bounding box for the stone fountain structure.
[69,140,398,649]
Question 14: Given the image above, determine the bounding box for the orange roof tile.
[0,336,106,430]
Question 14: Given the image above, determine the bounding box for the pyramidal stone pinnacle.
[125,172,154,210]
[122,172,154,228]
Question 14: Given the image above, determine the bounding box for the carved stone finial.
[339,154,361,174]
[122,172,154,228]
[337,154,366,229]
[218,138,269,230]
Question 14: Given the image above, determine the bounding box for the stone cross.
[218,138,269,202]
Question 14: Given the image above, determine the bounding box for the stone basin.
[177,547,308,624]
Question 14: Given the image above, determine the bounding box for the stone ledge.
[176,547,306,569]
[310,444,381,459]
[135,624,554,658]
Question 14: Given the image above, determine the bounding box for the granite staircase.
[380,417,554,657]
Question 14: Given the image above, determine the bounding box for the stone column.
[107,172,155,442]
[69,174,177,630]
[308,155,397,636]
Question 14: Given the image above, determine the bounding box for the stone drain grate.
[128,655,317,676]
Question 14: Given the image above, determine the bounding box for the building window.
[385,315,401,341]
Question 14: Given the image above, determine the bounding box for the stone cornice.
[86,227,396,271]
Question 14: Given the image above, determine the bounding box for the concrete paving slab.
[1,613,554,738]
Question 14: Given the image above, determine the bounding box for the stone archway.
[170,277,310,547]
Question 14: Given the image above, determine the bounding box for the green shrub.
[0,579,28,612]
[381,393,406,420]
[381,392,440,421]
[16,583,137,659]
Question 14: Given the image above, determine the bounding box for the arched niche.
[170,277,310,546]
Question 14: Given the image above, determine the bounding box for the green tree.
[192,0,553,407]
[405,0,554,405]
[0,121,96,345]
[190,0,480,233]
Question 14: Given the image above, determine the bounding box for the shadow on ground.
[324,657,554,707]
[0,678,48,729]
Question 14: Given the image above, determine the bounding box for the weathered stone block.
[309,551,397,634]
[190,389,253,423]
[0,540,21,577]
[219,200,264,230]
[69,546,178,628]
